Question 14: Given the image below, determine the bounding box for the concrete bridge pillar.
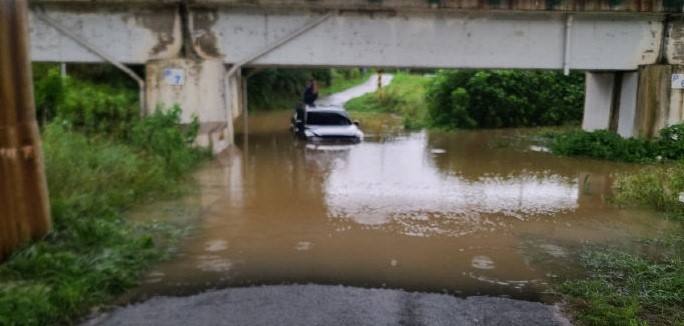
[584,66,684,138]
[582,71,639,137]
[633,65,684,138]
[146,59,242,153]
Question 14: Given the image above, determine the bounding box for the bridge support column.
[582,71,638,137]
[633,65,684,138]
[146,59,242,153]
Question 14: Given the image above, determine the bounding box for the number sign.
[672,74,684,89]
[164,68,185,86]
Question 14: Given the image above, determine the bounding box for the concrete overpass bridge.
[26,0,684,151]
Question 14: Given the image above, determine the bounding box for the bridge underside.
[29,4,665,71]
[24,1,684,147]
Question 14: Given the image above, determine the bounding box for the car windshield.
[306,111,351,126]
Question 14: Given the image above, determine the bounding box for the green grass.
[559,243,684,326]
[344,72,429,130]
[550,128,684,325]
[0,111,205,326]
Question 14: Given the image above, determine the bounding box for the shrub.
[128,104,203,177]
[0,116,195,325]
[425,70,584,130]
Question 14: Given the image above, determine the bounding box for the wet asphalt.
[84,284,572,326]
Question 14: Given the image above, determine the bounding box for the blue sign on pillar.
[672,74,684,89]
[164,68,185,86]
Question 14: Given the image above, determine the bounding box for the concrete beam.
[29,3,181,63]
[193,8,663,70]
[29,0,669,13]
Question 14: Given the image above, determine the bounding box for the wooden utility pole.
[0,0,52,261]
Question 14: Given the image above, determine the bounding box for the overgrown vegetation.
[244,68,322,111]
[425,70,584,130]
[548,123,684,163]
[548,125,684,325]
[0,64,205,325]
[559,245,684,326]
[245,67,371,111]
[345,72,429,130]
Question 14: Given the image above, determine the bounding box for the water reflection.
[325,132,578,233]
[119,112,674,304]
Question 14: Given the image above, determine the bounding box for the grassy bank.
[345,72,429,130]
[0,105,205,324]
[547,128,684,325]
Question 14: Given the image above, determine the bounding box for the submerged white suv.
[290,105,364,144]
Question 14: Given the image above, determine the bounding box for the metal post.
[0,0,52,261]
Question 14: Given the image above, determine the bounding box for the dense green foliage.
[549,122,684,163]
[425,70,584,130]
[0,64,204,325]
[32,64,140,138]
[548,129,655,163]
[245,68,331,111]
[345,72,428,130]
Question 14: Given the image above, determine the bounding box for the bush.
[425,70,584,129]
[128,104,203,177]
[549,129,655,163]
[548,123,684,164]
[246,68,331,110]
[0,116,196,325]
[59,79,138,138]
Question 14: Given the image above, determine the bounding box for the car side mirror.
[353,120,361,127]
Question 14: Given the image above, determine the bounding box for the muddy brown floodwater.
[116,111,675,305]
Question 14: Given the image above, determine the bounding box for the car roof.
[303,105,348,113]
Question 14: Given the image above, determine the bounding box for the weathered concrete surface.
[30,0,666,13]
[635,65,684,138]
[146,59,235,153]
[206,9,662,70]
[29,3,180,63]
[85,285,572,326]
[28,2,665,70]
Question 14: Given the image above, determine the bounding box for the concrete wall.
[29,4,181,63]
[31,0,668,13]
[29,3,664,70]
[146,59,233,153]
[634,65,684,138]
[617,72,639,138]
[195,9,662,70]
[583,71,640,137]
[582,72,615,132]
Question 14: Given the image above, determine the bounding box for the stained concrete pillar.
[146,59,240,153]
[582,72,614,132]
[633,65,684,138]
[582,71,638,137]
[616,72,638,137]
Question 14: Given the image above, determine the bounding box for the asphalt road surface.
[85,284,572,326]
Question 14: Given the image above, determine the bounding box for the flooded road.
[119,111,674,305]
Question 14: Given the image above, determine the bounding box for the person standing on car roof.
[302,78,318,106]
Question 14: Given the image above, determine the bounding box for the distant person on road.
[302,78,318,107]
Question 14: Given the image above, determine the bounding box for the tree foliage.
[246,68,331,110]
[425,70,584,130]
